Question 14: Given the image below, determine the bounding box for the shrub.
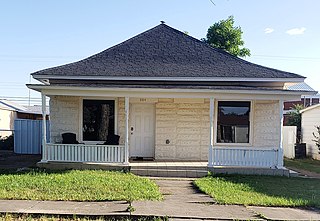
[0,135,14,150]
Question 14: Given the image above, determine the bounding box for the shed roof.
[32,23,304,81]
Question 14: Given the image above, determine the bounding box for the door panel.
[130,104,155,158]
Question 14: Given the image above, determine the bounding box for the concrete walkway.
[0,179,319,220]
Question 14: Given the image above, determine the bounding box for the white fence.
[283,126,297,159]
[212,147,278,168]
[45,144,125,163]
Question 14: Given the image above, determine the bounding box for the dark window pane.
[83,100,115,141]
[217,101,250,143]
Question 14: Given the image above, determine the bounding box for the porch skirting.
[44,144,125,163]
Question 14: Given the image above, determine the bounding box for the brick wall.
[253,101,280,148]
[155,98,209,160]
[49,96,80,143]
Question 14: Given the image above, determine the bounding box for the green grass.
[194,175,320,208]
[284,158,320,174]
[0,170,162,201]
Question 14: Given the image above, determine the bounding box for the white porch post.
[124,97,130,164]
[208,97,215,167]
[41,93,47,162]
[277,99,284,168]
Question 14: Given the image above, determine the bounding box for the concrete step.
[131,168,208,178]
[289,170,299,177]
[130,166,207,171]
[209,167,291,176]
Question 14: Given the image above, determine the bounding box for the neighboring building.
[284,82,319,125]
[28,23,312,172]
[300,104,320,160]
[0,100,49,138]
[0,101,17,138]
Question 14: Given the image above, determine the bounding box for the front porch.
[42,143,281,168]
[35,87,300,176]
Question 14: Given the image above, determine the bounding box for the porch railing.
[45,144,125,163]
[212,147,278,168]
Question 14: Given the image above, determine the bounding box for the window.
[83,99,115,141]
[217,101,250,143]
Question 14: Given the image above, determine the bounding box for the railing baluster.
[211,147,278,168]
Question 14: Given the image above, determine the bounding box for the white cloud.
[286,27,306,35]
[264,28,274,34]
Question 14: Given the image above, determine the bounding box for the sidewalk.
[0,179,319,220]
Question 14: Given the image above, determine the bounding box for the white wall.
[283,126,297,159]
[301,107,320,160]
[0,109,15,138]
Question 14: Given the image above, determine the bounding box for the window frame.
[214,100,254,147]
[79,97,118,144]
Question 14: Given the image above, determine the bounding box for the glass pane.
[83,100,115,141]
[217,101,250,143]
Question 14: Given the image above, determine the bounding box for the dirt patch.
[0,150,41,170]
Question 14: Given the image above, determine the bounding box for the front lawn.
[285,158,320,174]
[194,175,320,208]
[0,170,162,201]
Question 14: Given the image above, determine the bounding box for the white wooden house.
[300,104,320,160]
[27,23,312,173]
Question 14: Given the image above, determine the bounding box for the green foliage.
[0,135,14,150]
[287,104,303,128]
[312,125,320,153]
[194,175,320,208]
[0,170,162,201]
[205,16,250,57]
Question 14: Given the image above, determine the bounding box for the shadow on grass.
[0,168,73,175]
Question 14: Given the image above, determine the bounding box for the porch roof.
[27,83,314,101]
[31,23,304,82]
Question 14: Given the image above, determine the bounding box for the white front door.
[130,103,155,158]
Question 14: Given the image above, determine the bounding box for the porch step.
[208,166,292,177]
[130,168,208,178]
[289,170,299,177]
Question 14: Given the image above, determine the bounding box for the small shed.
[300,104,320,160]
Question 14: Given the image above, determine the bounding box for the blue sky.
[0,0,319,105]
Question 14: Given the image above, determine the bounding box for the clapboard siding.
[301,106,320,159]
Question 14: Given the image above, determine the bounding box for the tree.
[287,104,304,143]
[204,16,250,57]
[287,104,303,127]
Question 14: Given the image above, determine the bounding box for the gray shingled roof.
[32,24,304,79]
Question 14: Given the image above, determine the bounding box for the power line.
[0,96,41,100]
